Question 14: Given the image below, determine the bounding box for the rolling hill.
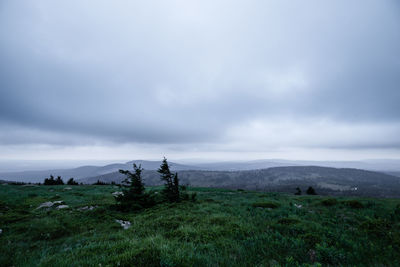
[81,166,400,198]
[0,160,199,183]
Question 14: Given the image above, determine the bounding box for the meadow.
[1,184,400,266]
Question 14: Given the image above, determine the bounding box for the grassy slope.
[1,185,400,266]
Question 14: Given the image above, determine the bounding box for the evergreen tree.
[306,186,317,195]
[56,176,64,185]
[158,157,180,202]
[67,177,78,185]
[294,187,302,195]
[115,163,154,210]
[44,175,55,185]
[93,180,108,185]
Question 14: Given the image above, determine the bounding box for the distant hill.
[386,171,400,177]
[190,159,400,172]
[1,159,400,197]
[81,166,400,198]
[1,158,400,183]
[0,160,200,183]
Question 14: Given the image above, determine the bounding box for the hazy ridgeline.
[2,160,400,198]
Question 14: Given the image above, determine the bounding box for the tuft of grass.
[252,202,280,209]
[344,200,364,209]
[321,198,338,206]
[277,218,300,225]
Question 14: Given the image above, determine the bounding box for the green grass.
[1,184,400,266]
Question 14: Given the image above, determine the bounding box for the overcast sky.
[0,0,399,162]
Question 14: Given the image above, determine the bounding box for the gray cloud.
[0,0,399,159]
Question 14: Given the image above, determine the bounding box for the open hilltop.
[1,184,400,266]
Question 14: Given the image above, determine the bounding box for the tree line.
[43,175,79,185]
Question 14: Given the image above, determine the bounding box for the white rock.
[36,201,55,209]
[294,204,302,208]
[56,205,69,209]
[115,219,131,230]
[64,187,72,190]
[78,205,97,211]
[112,191,124,197]
[36,200,65,209]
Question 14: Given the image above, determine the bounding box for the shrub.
[252,202,280,209]
[321,198,338,206]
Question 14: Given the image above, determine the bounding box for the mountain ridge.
[80,165,400,198]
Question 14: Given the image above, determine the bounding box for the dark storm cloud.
[0,0,399,155]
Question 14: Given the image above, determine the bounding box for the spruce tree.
[56,176,64,185]
[67,178,78,185]
[294,187,302,195]
[306,186,317,195]
[44,175,55,185]
[115,163,154,210]
[119,163,145,195]
[158,157,180,202]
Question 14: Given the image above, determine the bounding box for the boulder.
[115,219,131,230]
[36,200,65,209]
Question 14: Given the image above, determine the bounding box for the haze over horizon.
[1,1,400,162]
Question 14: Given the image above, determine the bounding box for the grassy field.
[1,184,400,266]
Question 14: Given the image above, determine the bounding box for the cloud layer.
[0,0,399,160]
